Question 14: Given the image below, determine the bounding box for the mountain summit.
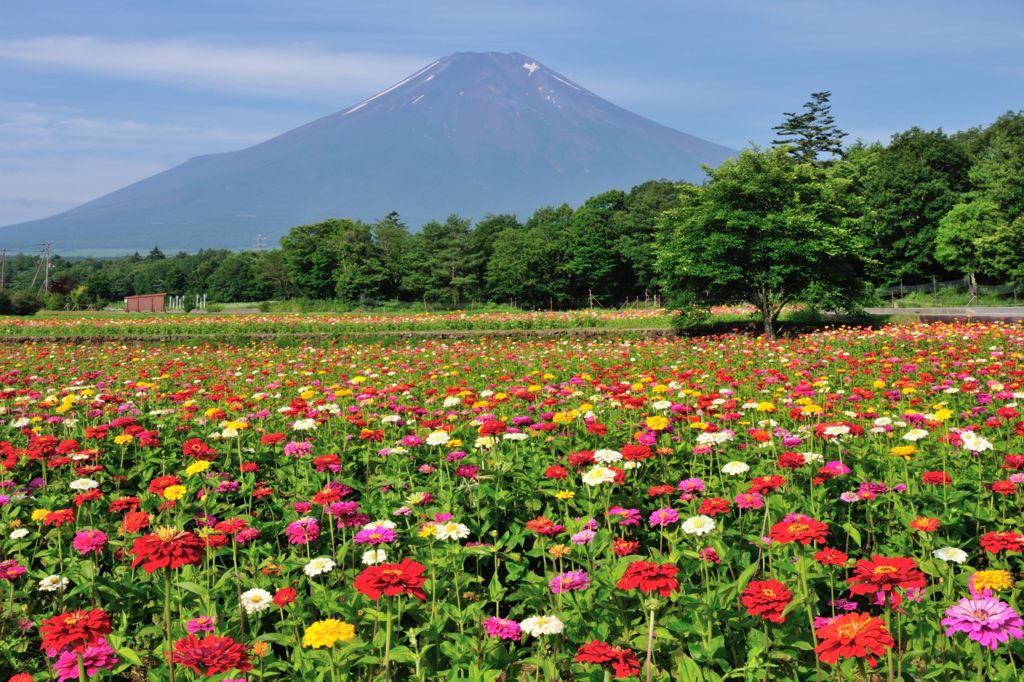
[2,51,735,252]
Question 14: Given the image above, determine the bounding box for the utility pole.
[0,249,5,291]
[255,234,265,252]
[43,241,52,294]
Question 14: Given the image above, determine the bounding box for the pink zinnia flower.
[648,508,679,527]
[72,530,108,555]
[285,517,319,545]
[484,617,522,640]
[354,525,398,545]
[52,638,119,681]
[0,559,27,581]
[734,492,764,509]
[550,570,590,594]
[186,616,217,634]
[942,596,1024,650]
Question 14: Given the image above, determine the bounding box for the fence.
[877,277,1022,300]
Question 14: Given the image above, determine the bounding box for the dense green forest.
[1,108,1022,313]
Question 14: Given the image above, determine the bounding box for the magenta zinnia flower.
[483,617,522,640]
[648,507,680,527]
[285,517,319,545]
[52,638,119,681]
[942,596,1024,650]
[550,570,590,594]
[72,530,108,555]
[0,559,27,581]
[186,616,217,634]
[353,525,397,545]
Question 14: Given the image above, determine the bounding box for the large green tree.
[656,146,868,338]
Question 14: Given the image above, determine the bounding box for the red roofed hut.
[125,293,165,312]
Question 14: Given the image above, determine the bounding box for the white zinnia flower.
[873,417,892,427]
[681,515,716,536]
[721,461,750,476]
[435,522,471,541]
[291,418,317,431]
[960,431,992,452]
[503,432,528,441]
[581,466,617,486]
[425,430,450,446]
[823,425,850,437]
[652,400,672,411]
[593,449,622,464]
[443,396,462,407]
[303,557,336,578]
[903,429,929,442]
[362,549,387,565]
[520,615,564,636]
[69,478,99,491]
[802,452,824,464]
[38,575,69,592]
[9,528,30,540]
[362,519,397,530]
[933,547,968,564]
[240,588,273,614]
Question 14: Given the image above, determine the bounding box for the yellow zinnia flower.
[973,570,1013,592]
[645,415,669,432]
[889,445,916,459]
[302,619,355,648]
[185,461,211,476]
[554,490,575,500]
[163,485,187,501]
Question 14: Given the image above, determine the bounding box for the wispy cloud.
[0,101,279,226]
[0,36,430,96]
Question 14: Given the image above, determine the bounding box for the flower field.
[2,322,1024,680]
[0,309,674,340]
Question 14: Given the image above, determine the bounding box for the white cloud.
[0,36,430,96]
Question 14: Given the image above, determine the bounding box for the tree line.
[1,101,1022,318]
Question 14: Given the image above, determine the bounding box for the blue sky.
[1,0,1022,231]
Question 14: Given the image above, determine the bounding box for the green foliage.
[656,147,869,338]
[857,127,971,284]
[0,288,43,315]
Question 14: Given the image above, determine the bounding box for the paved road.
[867,307,1024,322]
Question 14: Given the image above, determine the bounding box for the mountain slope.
[1,51,735,252]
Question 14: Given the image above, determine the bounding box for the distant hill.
[0,51,735,252]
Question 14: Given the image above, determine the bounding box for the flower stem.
[644,607,656,682]
[163,570,177,682]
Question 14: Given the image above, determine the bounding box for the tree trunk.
[762,312,775,340]
[968,272,978,299]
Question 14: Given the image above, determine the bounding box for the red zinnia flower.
[814,548,849,566]
[575,640,642,679]
[525,516,564,536]
[129,527,204,572]
[354,559,427,600]
[921,471,952,486]
[980,531,1024,555]
[769,514,830,545]
[814,612,894,667]
[43,509,75,527]
[273,587,297,607]
[847,556,926,607]
[990,481,1017,496]
[698,497,731,517]
[543,465,568,480]
[171,634,253,675]
[612,538,640,557]
[39,609,112,654]
[909,517,940,533]
[621,444,651,461]
[120,511,150,534]
[742,580,792,623]
[748,475,786,495]
[616,560,679,597]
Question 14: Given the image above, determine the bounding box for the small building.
[125,293,166,312]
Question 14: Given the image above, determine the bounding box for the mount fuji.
[0,51,735,252]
